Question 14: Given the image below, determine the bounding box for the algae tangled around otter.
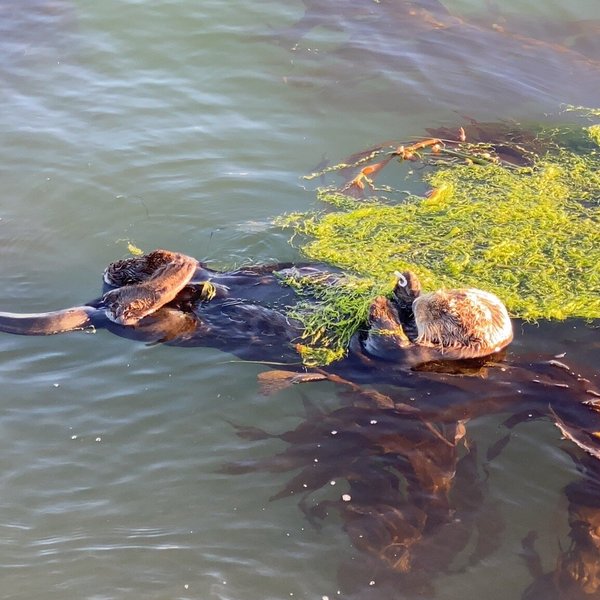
[277,115,600,365]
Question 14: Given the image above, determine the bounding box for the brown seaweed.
[224,346,600,596]
[266,0,600,117]
[521,453,600,599]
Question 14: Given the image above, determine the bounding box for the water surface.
[0,1,599,598]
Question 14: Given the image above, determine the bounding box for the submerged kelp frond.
[277,121,600,364]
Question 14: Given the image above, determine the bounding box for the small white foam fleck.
[342,494,351,502]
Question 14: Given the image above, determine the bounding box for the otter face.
[413,288,513,357]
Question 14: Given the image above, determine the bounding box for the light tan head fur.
[412,288,513,359]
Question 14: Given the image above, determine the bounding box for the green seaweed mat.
[277,116,600,365]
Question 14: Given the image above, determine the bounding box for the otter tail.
[0,306,96,335]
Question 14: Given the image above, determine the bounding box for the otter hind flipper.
[103,249,198,287]
[0,306,96,335]
[101,250,199,326]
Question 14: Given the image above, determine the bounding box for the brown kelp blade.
[225,420,274,441]
[269,458,351,501]
[550,406,600,460]
[485,433,512,462]
[469,499,504,566]
[257,369,328,396]
[520,531,546,579]
[341,155,394,196]
[340,138,443,196]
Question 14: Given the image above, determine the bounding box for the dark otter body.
[0,250,513,373]
[0,252,323,363]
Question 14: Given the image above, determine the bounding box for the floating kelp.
[277,116,600,364]
[223,357,600,596]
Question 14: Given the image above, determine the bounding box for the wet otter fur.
[0,251,513,369]
[0,249,198,334]
[413,288,513,357]
[101,250,198,325]
[361,271,513,364]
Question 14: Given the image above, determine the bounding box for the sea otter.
[0,249,513,368]
[359,270,513,365]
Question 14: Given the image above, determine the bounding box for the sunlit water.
[0,1,598,598]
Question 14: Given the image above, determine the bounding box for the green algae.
[277,118,600,365]
[588,124,600,147]
[278,269,390,366]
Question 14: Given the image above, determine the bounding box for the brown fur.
[413,288,513,358]
[365,273,513,364]
[101,250,198,325]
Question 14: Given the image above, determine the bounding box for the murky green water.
[0,1,599,598]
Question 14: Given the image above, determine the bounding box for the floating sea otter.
[4,249,599,598]
[361,269,513,363]
[0,249,513,369]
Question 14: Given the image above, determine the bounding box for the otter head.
[412,287,513,359]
